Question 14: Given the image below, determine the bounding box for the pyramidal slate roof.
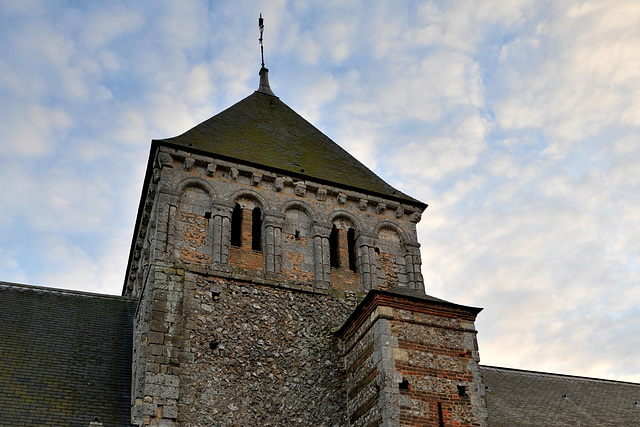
[480,365,640,426]
[0,282,137,427]
[156,68,425,208]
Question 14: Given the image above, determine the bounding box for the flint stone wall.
[133,265,362,426]
[183,274,357,426]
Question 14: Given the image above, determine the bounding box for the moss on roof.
[159,91,425,208]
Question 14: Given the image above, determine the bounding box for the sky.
[1,0,639,383]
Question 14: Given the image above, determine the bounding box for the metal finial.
[258,13,265,67]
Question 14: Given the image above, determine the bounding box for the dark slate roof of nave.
[157,90,426,208]
[0,282,137,427]
[480,365,640,426]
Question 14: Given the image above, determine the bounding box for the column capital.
[312,220,331,238]
[211,200,235,217]
[356,231,377,247]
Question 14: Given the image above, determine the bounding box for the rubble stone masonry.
[131,264,360,426]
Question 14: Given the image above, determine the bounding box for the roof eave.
[155,138,428,209]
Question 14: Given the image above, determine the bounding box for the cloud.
[494,1,640,147]
[0,104,72,156]
[77,3,144,50]
[0,0,639,383]
[387,113,488,182]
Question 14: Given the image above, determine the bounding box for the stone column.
[312,221,331,288]
[403,241,423,291]
[356,232,378,291]
[263,212,285,276]
[210,201,234,270]
[151,191,180,262]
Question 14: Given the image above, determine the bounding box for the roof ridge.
[0,281,137,301]
[480,364,640,385]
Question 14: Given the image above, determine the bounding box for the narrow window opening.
[438,402,444,427]
[330,225,340,268]
[252,207,262,251]
[347,228,357,272]
[457,385,466,397]
[399,379,410,390]
[231,203,242,247]
[295,230,300,240]
[204,211,211,219]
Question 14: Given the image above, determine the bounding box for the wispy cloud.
[0,0,639,383]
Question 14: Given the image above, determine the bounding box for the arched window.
[252,207,262,251]
[231,203,242,247]
[330,225,340,268]
[347,227,357,272]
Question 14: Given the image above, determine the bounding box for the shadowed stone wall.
[179,273,357,425]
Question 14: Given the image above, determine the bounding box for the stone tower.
[123,65,487,426]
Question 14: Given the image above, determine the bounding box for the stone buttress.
[337,288,488,427]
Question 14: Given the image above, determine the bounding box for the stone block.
[162,385,179,399]
[149,331,165,344]
[375,335,398,349]
[398,395,412,408]
[143,402,157,416]
[163,405,179,419]
[149,344,164,356]
[392,348,408,362]
[165,375,179,387]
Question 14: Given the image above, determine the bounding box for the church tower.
[123,19,487,426]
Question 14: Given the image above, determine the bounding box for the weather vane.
[258,13,265,67]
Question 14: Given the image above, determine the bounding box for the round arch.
[279,199,320,223]
[228,188,269,210]
[173,176,217,199]
[328,209,363,231]
[374,220,412,246]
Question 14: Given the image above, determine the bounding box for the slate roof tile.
[0,282,137,427]
[158,90,426,208]
[481,365,640,426]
